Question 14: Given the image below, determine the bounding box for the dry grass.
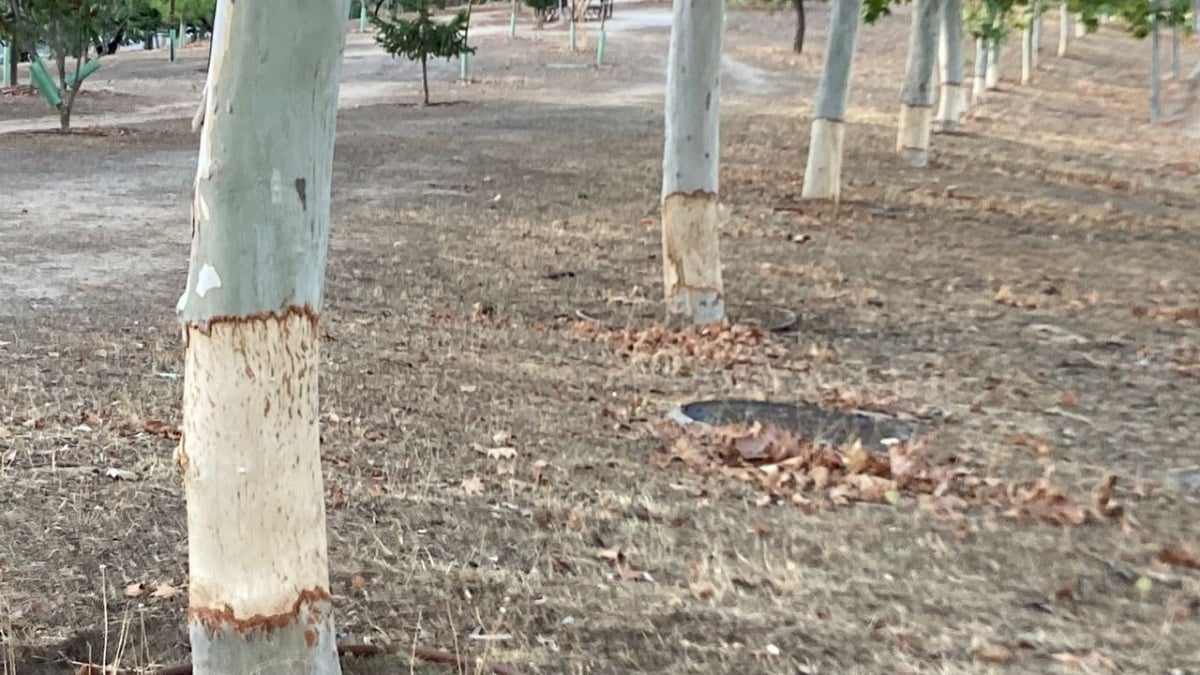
[1,6,1200,675]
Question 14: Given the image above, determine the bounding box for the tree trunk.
[986,38,999,88]
[1171,24,1179,79]
[793,0,805,53]
[935,0,964,132]
[59,105,70,131]
[421,53,429,104]
[897,0,942,168]
[1021,20,1033,84]
[1150,15,1161,121]
[1057,1,1068,56]
[801,0,863,199]
[661,0,724,325]
[178,0,349,673]
[972,36,988,101]
[1030,3,1040,69]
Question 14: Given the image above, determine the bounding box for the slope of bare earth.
[1,5,1199,674]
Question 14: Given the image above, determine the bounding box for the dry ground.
[2,4,1200,674]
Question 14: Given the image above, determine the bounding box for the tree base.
[896,103,932,168]
[661,191,724,326]
[934,82,964,133]
[801,118,845,200]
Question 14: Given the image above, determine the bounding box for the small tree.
[9,0,119,130]
[373,0,473,105]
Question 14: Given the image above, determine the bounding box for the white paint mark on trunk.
[196,264,222,298]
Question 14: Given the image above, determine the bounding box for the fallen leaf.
[461,476,485,496]
[1059,391,1078,408]
[1158,546,1200,569]
[0,427,11,440]
[350,574,367,589]
[123,582,146,598]
[972,641,1016,664]
[150,582,182,600]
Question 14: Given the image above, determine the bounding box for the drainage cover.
[666,399,916,453]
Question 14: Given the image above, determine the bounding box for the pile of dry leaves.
[568,319,792,372]
[650,420,1123,528]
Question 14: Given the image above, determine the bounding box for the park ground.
[2,3,1200,673]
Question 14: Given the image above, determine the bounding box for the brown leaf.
[123,582,146,598]
[350,574,367,589]
[1091,475,1123,520]
[150,582,182,600]
[972,641,1016,664]
[143,419,181,440]
[1158,545,1200,569]
[0,426,11,440]
[1059,391,1078,408]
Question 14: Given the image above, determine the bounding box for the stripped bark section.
[662,190,724,325]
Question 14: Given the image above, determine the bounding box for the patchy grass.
[2,6,1200,675]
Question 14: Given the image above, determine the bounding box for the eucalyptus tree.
[177,0,351,672]
[801,0,864,199]
[661,0,725,324]
[897,0,944,167]
[936,0,966,131]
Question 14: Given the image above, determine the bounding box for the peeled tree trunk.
[935,0,964,132]
[801,0,863,199]
[1058,1,1068,56]
[177,0,350,673]
[897,0,943,168]
[661,0,724,325]
[986,41,1000,87]
[972,36,988,101]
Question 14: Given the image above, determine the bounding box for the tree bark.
[1171,24,1179,79]
[421,52,429,104]
[971,36,988,101]
[985,38,999,88]
[1021,19,1033,84]
[661,0,724,325]
[801,0,863,199]
[897,0,942,168]
[1150,15,1161,121]
[177,0,350,673]
[793,0,805,53]
[1030,3,1040,69]
[935,0,964,132]
[1057,1,1068,56]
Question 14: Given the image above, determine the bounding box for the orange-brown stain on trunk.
[189,587,332,634]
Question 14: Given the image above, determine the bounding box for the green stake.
[460,50,469,81]
[596,28,606,65]
[568,20,576,51]
[2,44,11,87]
[359,3,368,32]
[509,5,518,37]
[169,28,177,62]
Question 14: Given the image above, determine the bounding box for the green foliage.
[522,0,557,12]
[149,0,215,28]
[373,5,472,61]
[373,0,474,103]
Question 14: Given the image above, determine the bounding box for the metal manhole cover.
[666,398,917,453]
